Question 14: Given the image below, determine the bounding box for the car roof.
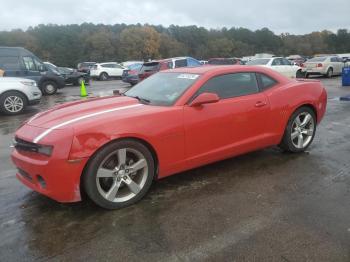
[162,65,258,74]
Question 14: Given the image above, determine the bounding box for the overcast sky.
[0,0,349,34]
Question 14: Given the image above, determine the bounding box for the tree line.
[0,23,349,67]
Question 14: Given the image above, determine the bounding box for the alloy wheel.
[96,148,148,203]
[4,96,24,113]
[291,112,315,149]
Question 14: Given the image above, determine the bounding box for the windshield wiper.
[129,95,151,104]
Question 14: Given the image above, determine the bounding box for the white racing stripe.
[33,104,143,143]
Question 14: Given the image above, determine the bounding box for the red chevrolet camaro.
[11,66,327,209]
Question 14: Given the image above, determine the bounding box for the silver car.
[301,56,344,78]
[0,77,42,115]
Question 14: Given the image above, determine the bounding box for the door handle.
[255,101,267,107]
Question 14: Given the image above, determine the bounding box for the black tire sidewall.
[280,107,316,153]
[327,68,333,78]
[0,91,27,115]
[83,139,155,210]
[42,81,58,95]
[100,72,108,81]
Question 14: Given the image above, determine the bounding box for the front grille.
[14,137,40,154]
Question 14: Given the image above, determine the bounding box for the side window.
[258,73,278,90]
[116,64,123,69]
[195,73,259,100]
[33,57,45,71]
[175,59,187,68]
[0,56,20,70]
[188,58,201,67]
[282,58,292,65]
[271,58,282,66]
[22,56,36,71]
[330,57,337,62]
[101,64,109,68]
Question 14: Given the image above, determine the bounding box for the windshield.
[208,58,237,65]
[246,59,270,65]
[307,57,327,62]
[125,72,200,106]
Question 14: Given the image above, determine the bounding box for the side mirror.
[189,92,220,107]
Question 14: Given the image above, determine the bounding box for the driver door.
[184,72,270,168]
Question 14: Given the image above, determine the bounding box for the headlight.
[21,81,37,87]
[37,145,54,156]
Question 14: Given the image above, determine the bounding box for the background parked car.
[77,62,96,74]
[138,57,202,82]
[287,55,307,66]
[122,63,143,85]
[121,61,143,68]
[0,47,65,95]
[208,58,243,65]
[90,62,126,80]
[0,77,41,115]
[246,57,303,78]
[44,62,89,86]
[301,56,344,78]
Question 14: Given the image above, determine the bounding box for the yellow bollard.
[80,80,87,97]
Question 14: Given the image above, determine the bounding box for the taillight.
[301,63,304,67]
[317,63,323,67]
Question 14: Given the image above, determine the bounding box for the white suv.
[0,77,42,115]
[301,56,344,78]
[90,62,126,80]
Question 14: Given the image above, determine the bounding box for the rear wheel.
[41,81,58,95]
[296,70,303,78]
[326,68,333,78]
[83,139,155,209]
[279,107,316,153]
[0,91,27,115]
[99,72,109,81]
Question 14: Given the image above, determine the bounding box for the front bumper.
[28,98,41,106]
[12,150,88,202]
[10,125,87,203]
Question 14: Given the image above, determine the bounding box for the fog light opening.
[36,175,46,189]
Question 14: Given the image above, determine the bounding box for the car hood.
[0,77,36,83]
[26,96,144,130]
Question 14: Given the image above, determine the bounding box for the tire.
[41,81,58,95]
[0,91,27,115]
[296,70,303,78]
[74,77,85,86]
[83,139,155,209]
[99,72,109,81]
[326,68,333,78]
[279,106,316,153]
[304,73,309,78]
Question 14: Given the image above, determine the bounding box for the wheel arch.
[0,89,29,104]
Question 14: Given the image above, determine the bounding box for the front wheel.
[0,91,27,115]
[83,139,155,209]
[279,107,316,153]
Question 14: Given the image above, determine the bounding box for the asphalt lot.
[1,77,350,261]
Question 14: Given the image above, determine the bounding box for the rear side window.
[0,56,20,70]
[258,73,278,90]
[195,73,259,99]
[175,59,187,68]
[140,62,160,73]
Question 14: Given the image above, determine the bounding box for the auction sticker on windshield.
[177,74,199,80]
